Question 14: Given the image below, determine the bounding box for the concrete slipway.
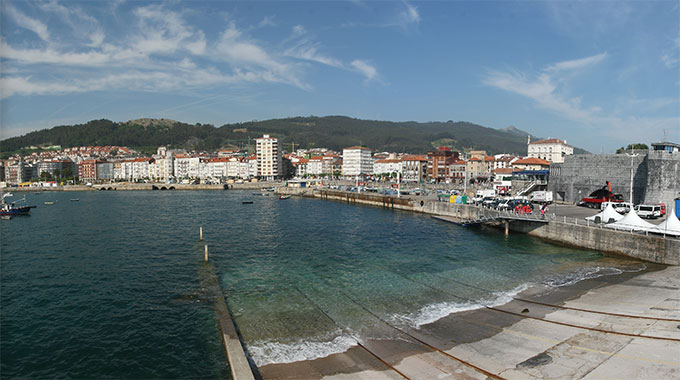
[259,266,680,380]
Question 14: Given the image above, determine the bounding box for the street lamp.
[626,152,639,204]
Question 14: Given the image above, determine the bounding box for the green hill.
[0,116,587,157]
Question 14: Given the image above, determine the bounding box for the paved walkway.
[259,266,680,380]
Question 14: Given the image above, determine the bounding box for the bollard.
[205,245,209,262]
[200,226,203,241]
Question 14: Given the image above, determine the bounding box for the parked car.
[602,201,632,214]
[481,197,496,207]
[635,204,662,219]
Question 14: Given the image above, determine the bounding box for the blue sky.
[1,0,678,153]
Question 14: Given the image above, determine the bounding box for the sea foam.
[247,333,358,367]
[392,283,530,329]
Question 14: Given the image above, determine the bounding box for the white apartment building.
[373,159,402,175]
[527,138,573,163]
[493,155,519,169]
[256,135,282,180]
[131,158,152,180]
[247,156,258,178]
[149,156,174,181]
[174,155,203,179]
[342,146,373,177]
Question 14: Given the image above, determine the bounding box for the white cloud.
[39,0,105,47]
[546,53,608,72]
[283,25,379,84]
[132,4,206,55]
[5,3,50,42]
[1,3,379,98]
[351,60,378,81]
[483,54,680,146]
[257,16,277,28]
[399,1,421,26]
[284,26,343,68]
[0,38,111,66]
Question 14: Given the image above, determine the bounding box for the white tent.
[649,206,680,236]
[604,208,656,232]
[586,203,623,224]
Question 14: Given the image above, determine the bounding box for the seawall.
[280,187,680,265]
[2,182,281,191]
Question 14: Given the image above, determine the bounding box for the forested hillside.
[0,116,587,156]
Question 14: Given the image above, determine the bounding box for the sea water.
[0,190,645,376]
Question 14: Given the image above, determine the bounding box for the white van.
[635,204,661,219]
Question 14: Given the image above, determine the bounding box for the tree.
[40,171,52,181]
[616,143,649,154]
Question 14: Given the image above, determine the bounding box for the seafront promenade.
[257,265,680,380]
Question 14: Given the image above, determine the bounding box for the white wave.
[542,266,631,288]
[247,333,358,367]
[393,283,530,329]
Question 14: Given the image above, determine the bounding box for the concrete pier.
[197,247,256,380]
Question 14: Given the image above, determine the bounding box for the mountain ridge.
[0,116,589,157]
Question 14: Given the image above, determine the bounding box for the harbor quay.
[279,187,680,266]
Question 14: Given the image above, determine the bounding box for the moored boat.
[1,195,33,216]
[279,195,291,200]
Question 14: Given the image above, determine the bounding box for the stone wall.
[548,154,649,204]
[509,220,680,265]
[644,151,680,207]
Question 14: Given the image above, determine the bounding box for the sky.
[1,0,678,153]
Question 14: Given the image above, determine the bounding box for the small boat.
[279,195,291,200]
[1,215,11,220]
[70,199,80,202]
[1,195,32,216]
[44,201,55,205]
[242,201,254,204]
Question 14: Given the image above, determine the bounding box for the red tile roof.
[401,155,428,162]
[513,157,550,165]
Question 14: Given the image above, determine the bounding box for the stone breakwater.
[280,187,680,266]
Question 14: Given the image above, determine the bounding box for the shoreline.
[257,263,678,379]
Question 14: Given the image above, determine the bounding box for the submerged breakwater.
[0,190,650,376]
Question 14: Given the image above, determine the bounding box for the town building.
[449,160,467,183]
[528,138,573,163]
[373,159,402,176]
[494,155,519,169]
[78,159,99,181]
[96,162,114,181]
[400,155,428,183]
[492,168,514,195]
[652,141,680,153]
[342,146,373,177]
[427,147,459,183]
[38,160,76,179]
[256,135,282,180]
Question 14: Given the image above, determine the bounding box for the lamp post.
[626,152,639,204]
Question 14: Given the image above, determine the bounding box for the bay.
[0,190,645,377]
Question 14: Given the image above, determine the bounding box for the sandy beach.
[257,264,680,379]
